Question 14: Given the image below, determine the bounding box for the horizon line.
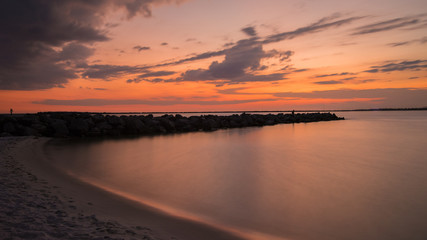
[2,107,427,115]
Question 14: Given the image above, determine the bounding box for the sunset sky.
[1,0,426,113]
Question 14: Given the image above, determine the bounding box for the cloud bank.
[0,0,185,90]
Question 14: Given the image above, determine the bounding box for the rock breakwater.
[0,112,344,138]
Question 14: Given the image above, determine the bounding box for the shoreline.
[0,137,245,240]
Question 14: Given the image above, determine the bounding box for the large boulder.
[51,119,69,137]
[123,117,147,134]
[3,121,16,134]
[69,118,90,136]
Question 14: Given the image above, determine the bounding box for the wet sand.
[0,137,244,240]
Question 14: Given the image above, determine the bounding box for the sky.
[1,0,426,113]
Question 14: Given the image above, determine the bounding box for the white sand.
[0,137,244,240]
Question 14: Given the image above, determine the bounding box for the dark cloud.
[139,71,176,78]
[223,42,235,47]
[388,37,427,47]
[365,60,427,73]
[148,14,362,70]
[217,87,253,95]
[388,41,411,47]
[57,43,95,63]
[293,68,310,72]
[314,72,355,78]
[263,15,364,44]
[126,71,176,83]
[160,42,168,46]
[155,49,227,67]
[341,77,356,81]
[353,15,425,35]
[280,65,310,73]
[154,39,292,85]
[33,98,277,106]
[313,80,343,85]
[133,45,151,51]
[208,39,265,79]
[241,26,257,37]
[82,65,147,79]
[121,14,360,86]
[93,88,108,91]
[358,79,376,84]
[0,0,185,90]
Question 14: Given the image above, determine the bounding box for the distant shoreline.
[1,107,426,116]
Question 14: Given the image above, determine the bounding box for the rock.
[0,112,344,138]
[107,116,123,126]
[69,118,89,136]
[96,121,113,131]
[31,123,48,135]
[3,121,16,134]
[51,119,69,137]
[123,117,146,134]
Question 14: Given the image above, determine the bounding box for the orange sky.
[1,0,426,113]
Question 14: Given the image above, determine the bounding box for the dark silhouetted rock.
[51,119,69,137]
[3,121,16,134]
[0,112,344,138]
[69,118,90,136]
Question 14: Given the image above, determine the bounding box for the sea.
[46,111,427,240]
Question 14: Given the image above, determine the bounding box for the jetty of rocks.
[0,112,344,138]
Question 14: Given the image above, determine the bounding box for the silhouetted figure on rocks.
[10,108,13,115]
[292,110,295,116]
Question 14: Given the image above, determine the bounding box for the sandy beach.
[0,137,244,240]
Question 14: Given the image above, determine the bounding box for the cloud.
[217,87,253,95]
[0,0,186,90]
[352,15,426,35]
[365,60,427,73]
[293,68,310,72]
[133,45,151,51]
[155,49,227,67]
[116,14,361,86]
[154,38,292,85]
[33,98,277,106]
[341,77,356,81]
[57,43,96,63]
[207,39,265,79]
[82,65,147,79]
[148,14,362,70]
[139,71,176,78]
[161,42,168,46]
[241,26,257,37]
[388,37,427,47]
[263,15,364,44]
[314,72,356,78]
[313,80,343,85]
[126,71,176,83]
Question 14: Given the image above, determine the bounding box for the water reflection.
[47,111,427,240]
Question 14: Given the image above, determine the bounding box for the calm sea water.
[46,111,427,240]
